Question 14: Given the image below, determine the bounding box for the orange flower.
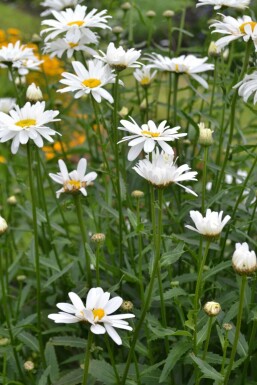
[41,55,64,77]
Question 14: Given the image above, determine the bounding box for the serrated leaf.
[38,366,51,385]
[54,368,83,385]
[45,342,59,382]
[17,331,39,352]
[228,328,248,357]
[153,287,187,301]
[148,323,191,339]
[159,341,190,383]
[160,242,185,267]
[203,260,231,281]
[190,353,224,381]
[196,321,209,347]
[89,359,116,384]
[50,336,87,349]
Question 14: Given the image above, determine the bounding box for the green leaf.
[17,331,39,352]
[40,256,60,272]
[159,341,190,383]
[43,262,74,288]
[89,359,116,384]
[127,208,138,230]
[148,323,191,339]
[38,366,51,385]
[160,242,185,267]
[153,287,187,302]
[190,353,224,381]
[50,336,87,349]
[196,321,209,346]
[203,260,231,281]
[54,368,83,385]
[45,342,59,382]
[228,328,248,357]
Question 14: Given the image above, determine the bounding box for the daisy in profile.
[211,14,257,50]
[58,59,119,103]
[43,28,98,58]
[196,0,250,10]
[232,242,257,275]
[185,209,231,239]
[48,288,135,345]
[40,0,83,16]
[49,158,97,198]
[95,42,141,71]
[133,149,198,195]
[133,65,157,88]
[234,72,257,104]
[41,4,111,42]
[146,53,214,89]
[0,101,60,154]
[0,98,16,113]
[118,117,186,161]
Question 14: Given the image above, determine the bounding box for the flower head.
[204,301,221,316]
[146,53,214,89]
[48,289,135,345]
[0,216,8,234]
[49,158,97,198]
[0,98,16,113]
[118,117,186,161]
[0,101,60,154]
[133,149,198,194]
[95,42,141,71]
[26,83,43,102]
[58,60,118,103]
[211,14,257,50]
[133,65,157,88]
[185,209,231,239]
[196,0,250,10]
[234,72,257,104]
[40,0,83,16]
[232,242,257,275]
[198,122,213,146]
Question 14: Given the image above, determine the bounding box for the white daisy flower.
[0,98,16,113]
[49,158,97,198]
[196,0,250,10]
[118,117,186,161]
[40,0,83,16]
[232,242,257,275]
[133,65,157,88]
[133,149,198,194]
[210,14,257,50]
[95,42,141,71]
[48,288,135,345]
[0,101,60,154]
[146,53,214,89]
[41,4,111,42]
[0,216,8,234]
[43,28,98,58]
[185,209,231,238]
[58,59,119,103]
[234,71,257,104]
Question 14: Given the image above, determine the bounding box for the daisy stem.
[144,87,149,121]
[201,146,208,214]
[215,41,251,194]
[74,194,92,288]
[176,6,186,56]
[96,243,100,286]
[223,275,247,385]
[241,318,257,384]
[209,58,218,126]
[8,67,21,105]
[202,316,213,360]
[193,239,211,353]
[104,335,120,384]
[82,331,93,385]
[167,72,172,124]
[120,186,163,385]
[219,329,230,383]
[26,142,46,368]
[136,197,144,303]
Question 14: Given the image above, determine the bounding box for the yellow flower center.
[239,21,257,34]
[15,119,36,128]
[141,130,160,137]
[175,63,180,72]
[92,308,105,320]
[67,20,84,27]
[82,78,101,88]
[140,77,150,85]
[68,42,79,48]
[64,180,86,193]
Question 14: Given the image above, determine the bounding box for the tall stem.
[223,275,247,385]
[82,331,93,385]
[201,147,208,214]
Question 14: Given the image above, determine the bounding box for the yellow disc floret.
[82,78,101,88]
[239,21,257,34]
[15,119,36,128]
[141,130,160,137]
[68,42,79,48]
[67,20,85,27]
[64,180,86,193]
[92,308,105,320]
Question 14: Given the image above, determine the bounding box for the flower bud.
[121,2,131,10]
[17,274,27,282]
[198,122,213,146]
[24,361,35,371]
[140,98,147,110]
[31,34,42,44]
[121,300,133,311]
[131,190,144,198]
[0,337,10,346]
[26,83,43,102]
[119,106,129,117]
[223,48,229,61]
[232,242,257,275]
[0,216,8,234]
[7,195,17,205]
[204,301,221,317]
[208,42,221,58]
[112,26,124,35]
[146,10,156,18]
[162,10,175,18]
[91,233,106,244]
[223,323,233,331]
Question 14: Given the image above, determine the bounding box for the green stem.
[74,195,92,287]
[201,147,208,214]
[176,6,186,55]
[219,330,229,384]
[136,198,144,303]
[167,72,172,124]
[203,317,213,360]
[209,58,218,125]
[105,335,120,384]
[241,319,257,384]
[9,67,21,105]
[120,186,163,385]
[96,244,100,286]
[144,87,149,121]
[26,143,46,367]
[223,275,247,385]
[82,331,93,385]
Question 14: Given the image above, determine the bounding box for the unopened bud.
[121,2,131,10]
[223,323,233,331]
[232,242,257,275]
[112,26,124,35]
[0,216,8,234]
[31,34,42,44]
[208,42,221,58]
[24,361,34,371]
[119,106,129,117]
[17,275,27,282]
[7,195,17,205]
[140,98,147,110]
[0,337,10,346]
[198,122,213,146]
[26,83,43,102]
[91,233,106,244]
[121,300,133,311]
[204,301,221,317]
[131,190,144,198]
[223,48,229,61]
[146,10,156,18]
[163,10,175,18]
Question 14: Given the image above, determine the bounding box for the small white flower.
[41,4,111,42]
[133,149,198,194]
[26,83,43,102]
[203,301,221,316]
[48,288,135,345]
[146,53,214,89]
[234,72,257,104]
[0,98,16,113]
[40,0,83,16]
[196,0,250,10]
[0,101,60,154]
[58,59,119,103]
[118,117,186,161]
[0,216,8,234]
[49,158,97,198]
[232,242,257,275]
[95,42,141,71]
[185,209,231,238]
[133,65,157,87]
[211,14,257,50]
[43,28,98,59]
